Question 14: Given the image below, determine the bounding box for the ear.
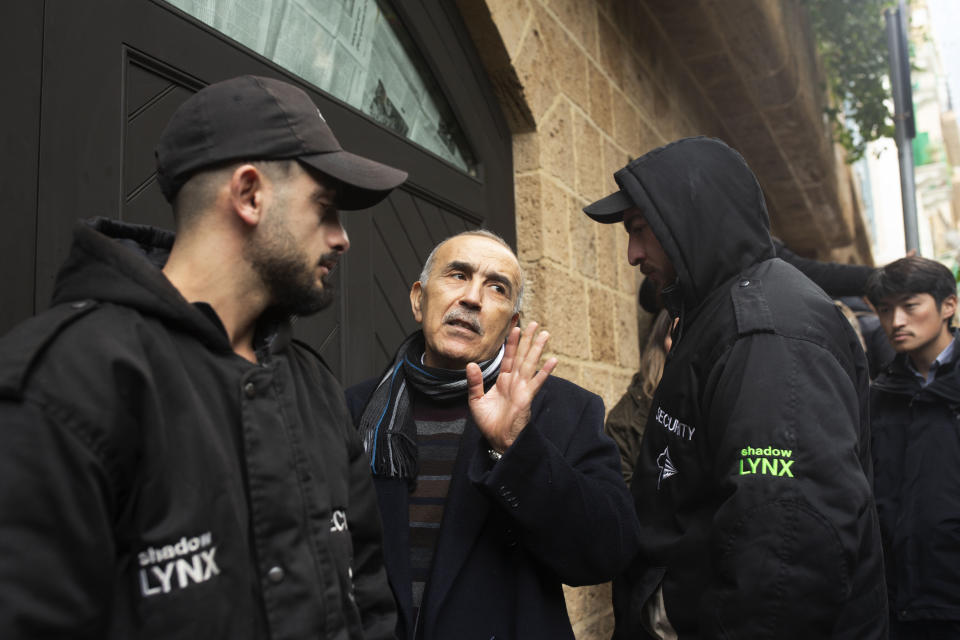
[410,282,424,324]
[229,164,266,227]
[509,312,520,331]
[941,294,958,322]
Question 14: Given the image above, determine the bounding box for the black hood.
[51,218,233,352]
[614,137,775,314]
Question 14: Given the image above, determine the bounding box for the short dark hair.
[865,256,957,308]
[172,159,296,229]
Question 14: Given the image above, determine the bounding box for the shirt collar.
[909,335,958,386]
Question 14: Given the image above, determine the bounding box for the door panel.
[26,0,512,384]
[0,3,43,335]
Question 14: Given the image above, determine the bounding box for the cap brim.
[582,190,634,223]
[300,151,408,210]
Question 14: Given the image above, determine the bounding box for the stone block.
[685,56,752,121]
[540,177,573,266]
[616,291,640,369]
[631,5,666,79]
[529,262,590,359]
[540,101,577,187]
[647,4,724,58]
[602,137,630,192]
[622,50,656,118]
[610,370,636,414]
[594,0,614,22]
[572,605,616,640]
[513,130,541,173]
[566,582,613,635]
[588,62,614,135]
[673,74,717,133]
[611,92,640,154]
[597,12,625,88]
[597,222,619,289]
[457,0,536,133]
[485,0,534,61]
[571,196,599,280]
[588,285,617,364]
[634,113,657,157]
[534,4,590,111]
[580,363,614,409]
[793,141,835,192]
[513,15,559,123]
[804,183,848,244]
[722,114,792,185]
[514,173,544,262]
[543,0,597,56]
[754,59,800,110]
[615,230,637,296]
[574,113,605,203]
[563,584,586,623]
[712,0,789,80]
[610,0,646,52]
[555,359,584,389]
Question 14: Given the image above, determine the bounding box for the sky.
[928,0,960,108]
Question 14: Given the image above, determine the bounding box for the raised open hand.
[465,321,558,453]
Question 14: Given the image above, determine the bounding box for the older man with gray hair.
[346,229,640,640]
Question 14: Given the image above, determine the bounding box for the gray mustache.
[443,309,483,335]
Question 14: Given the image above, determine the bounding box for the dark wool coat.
[611,137,888,639]
[0,219,395,639]
[347,375,641,640]
[871,337,960,622]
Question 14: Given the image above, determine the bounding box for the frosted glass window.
[167,0,477,174]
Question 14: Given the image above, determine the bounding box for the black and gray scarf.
[357,331,503,480]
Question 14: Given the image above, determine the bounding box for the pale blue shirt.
[909,337,957,387]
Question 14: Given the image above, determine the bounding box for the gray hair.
[419,229,525,314]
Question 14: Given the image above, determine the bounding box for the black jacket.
[871,338,960,622]
[0,219,395,639]
[611,138,888,639]
[347,375,641,640]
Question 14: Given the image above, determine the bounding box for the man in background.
[867,255,960,639]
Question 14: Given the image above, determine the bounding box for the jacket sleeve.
[0,397,116,639]
[697,332,884,637]
[604,378,649,485]
[774,241,875,298]
[340,395,397,640]
[467,386,641,586]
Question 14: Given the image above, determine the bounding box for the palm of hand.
[470,370,533,448]
[466,322,558,453]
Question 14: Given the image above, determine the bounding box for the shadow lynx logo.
[738,445,795,478]
[138,532,219,597]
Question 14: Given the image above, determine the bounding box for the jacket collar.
[874,333,960,404]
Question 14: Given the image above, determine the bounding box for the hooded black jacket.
[611,138,887,639]
[871,337,960,622]
[0,219,395,639]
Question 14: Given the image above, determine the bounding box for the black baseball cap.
[583,189,635,223]
[155,75,408,210]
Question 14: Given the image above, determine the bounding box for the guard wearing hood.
[584,137,887,639]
